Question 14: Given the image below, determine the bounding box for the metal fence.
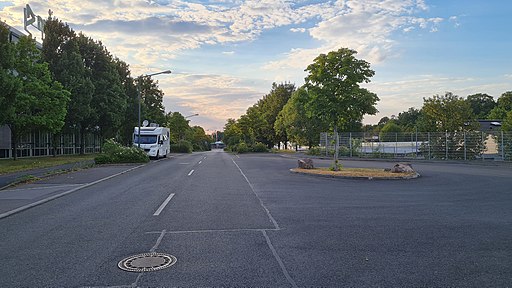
[0,127,101,159]
[319,131,512,161]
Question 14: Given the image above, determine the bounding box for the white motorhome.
[133,127,170,158]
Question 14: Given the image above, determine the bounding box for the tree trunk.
[333,125,340,171]
[80,126,86,155]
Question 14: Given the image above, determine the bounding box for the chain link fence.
[319,131,512,161]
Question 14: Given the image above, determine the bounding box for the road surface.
[0,151,511,287]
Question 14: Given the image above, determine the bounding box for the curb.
[0,164,145,220]
[289,168,421,180]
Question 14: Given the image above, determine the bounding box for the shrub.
[95,139,149,164]
[252,142,268,152]
[235,142,249,153]
[307,147,323,156]
[170,140,193,153]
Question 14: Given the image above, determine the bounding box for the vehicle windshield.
[134,135,157,144]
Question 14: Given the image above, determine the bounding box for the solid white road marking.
[188,170,194,176]
[231,159,280,230]
[153,193,175,216]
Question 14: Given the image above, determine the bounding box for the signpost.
[23,4,47,39]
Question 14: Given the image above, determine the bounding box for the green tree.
[465,93,496,119]
[259,82,295,149]
[136,75,166,126]
[379,121,402,142]
[0,22,21,125]
[396,107,421,132]
[421,92,477,132]
[223,118,243,148]
[275,87,326,149]
[488,91,512,120]
[78,34,126,141]
[188,126,212,151]
[304,47,379,169]
[165,112,190,143]
[419,92,482,159]
[43,17,94,154]
[4,35,70,159]
[112,58,138,145]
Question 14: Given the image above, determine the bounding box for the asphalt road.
[0,151,511,287]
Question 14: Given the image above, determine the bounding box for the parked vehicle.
[133,127,170,158]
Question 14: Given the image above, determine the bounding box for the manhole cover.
[118,252,177,272]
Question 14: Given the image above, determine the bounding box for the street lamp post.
[184,113,199,119]
[137,70,172,148]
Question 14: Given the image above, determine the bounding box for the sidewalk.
[0,162,142,219]
[0,160,95,190]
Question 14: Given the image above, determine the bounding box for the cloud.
[290,27,306,33]
[263,0,444,72]
[158,73,266,130]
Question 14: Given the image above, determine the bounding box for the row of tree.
[223,47,512,159]
[224,48,379,168]
[1,17,212,159]
[369,91,512,138]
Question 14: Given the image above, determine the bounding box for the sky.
[1,0,511,133]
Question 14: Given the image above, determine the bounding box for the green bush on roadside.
[251,142,268,153]
[95,139,149,164]
[170,140,193,153]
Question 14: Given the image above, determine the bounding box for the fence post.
[464,131,467,161]
[428,132,431,160]
[349,132,352,158]
[445,131,448,160]
[481,132,485,161]
[394,132,397,157]
[325,133,328,157]
[502,131,505,161]
[415,128,418,158]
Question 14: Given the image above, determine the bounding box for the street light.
[184,113,199,119]
[137,70,172,148]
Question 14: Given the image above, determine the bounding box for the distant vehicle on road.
[133,127,170,158]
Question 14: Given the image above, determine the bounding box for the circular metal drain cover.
[118,252,177,272]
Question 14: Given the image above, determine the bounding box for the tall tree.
[136,75,166,126]
[465,93,496,119]
[0,22,21,125]
[304,47,379,169]
[259,82,295,148]
[396,107,422,132]
[165,112,190,143]
[419,92,482,159]
[420,92,477,132]
[488,91,512,120]
[275,87,326,149]
[4,35,70,159]
[223,118,243,147]
[43,18,94,154]
[78,34,126,140]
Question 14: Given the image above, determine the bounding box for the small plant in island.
[95,139,149,164]
[329,159,343,171]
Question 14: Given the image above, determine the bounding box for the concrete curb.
[289,168,421,180]
[0,164,145,220]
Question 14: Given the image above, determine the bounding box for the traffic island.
[290,160,420,180]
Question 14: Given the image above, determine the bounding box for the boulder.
[391,162,414,173]
[298,158,314,169]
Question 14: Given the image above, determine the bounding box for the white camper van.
[133,127,170,158]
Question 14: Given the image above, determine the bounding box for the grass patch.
[291,167,417,179]
[0,154,97,175]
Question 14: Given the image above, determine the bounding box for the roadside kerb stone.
[290,168,421,180]
[0,164,145,220]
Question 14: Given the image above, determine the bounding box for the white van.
[133,127,170,158]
